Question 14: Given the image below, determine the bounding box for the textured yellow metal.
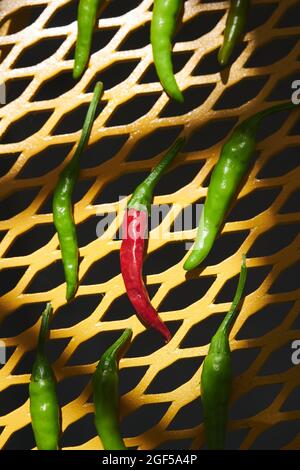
[0,0,300,450]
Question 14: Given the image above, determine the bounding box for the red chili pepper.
[120,138,185,342]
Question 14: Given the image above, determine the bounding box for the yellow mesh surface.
[0,0,300,450]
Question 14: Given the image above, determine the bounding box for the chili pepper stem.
[71,82,103,160]
[144,137,185,192]
[211,255,247,351]
[97,329,132,368]
[128,137,185,212]
[240,102,298,135]
[37,302,52,356]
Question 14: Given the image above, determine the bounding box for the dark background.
[0,0,300,450]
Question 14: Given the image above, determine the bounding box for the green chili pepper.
[93,329,132,450]
[29,303,60,450]
[184,102,297,271]
[201,255,247,450]
[218,0,250,67]
[53,82,103,301]
[151,0,184,103]
[73,0,104,79]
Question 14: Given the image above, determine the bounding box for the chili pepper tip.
[153,320,171,343]
[66,286,76,302]
[217,50,228,68]
[173,90,184,103]
[73,66,82,80]
[183,251,203,271]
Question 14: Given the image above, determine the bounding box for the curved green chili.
[151,0,184,102]
[201,255,247,450]
[53,82,103,301]
[218,0,250,67]
[93,329,132,450]
[184,102,297,271]
[29,303,60,450]
[73,0,104,79]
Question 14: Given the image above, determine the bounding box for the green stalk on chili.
[93,328,132,450]
[151,0,184,102]
[201,255,247,450]
[184,102,297,271]
[120,137,185,342]
[53,82,103,301]
[73,0,104,79]
[29,303,60,450]
[218,0,250,67]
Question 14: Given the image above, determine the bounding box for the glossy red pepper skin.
[120,138,185,342]
[120,208,171,342]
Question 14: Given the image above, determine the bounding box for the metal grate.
[0,0,300,450]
